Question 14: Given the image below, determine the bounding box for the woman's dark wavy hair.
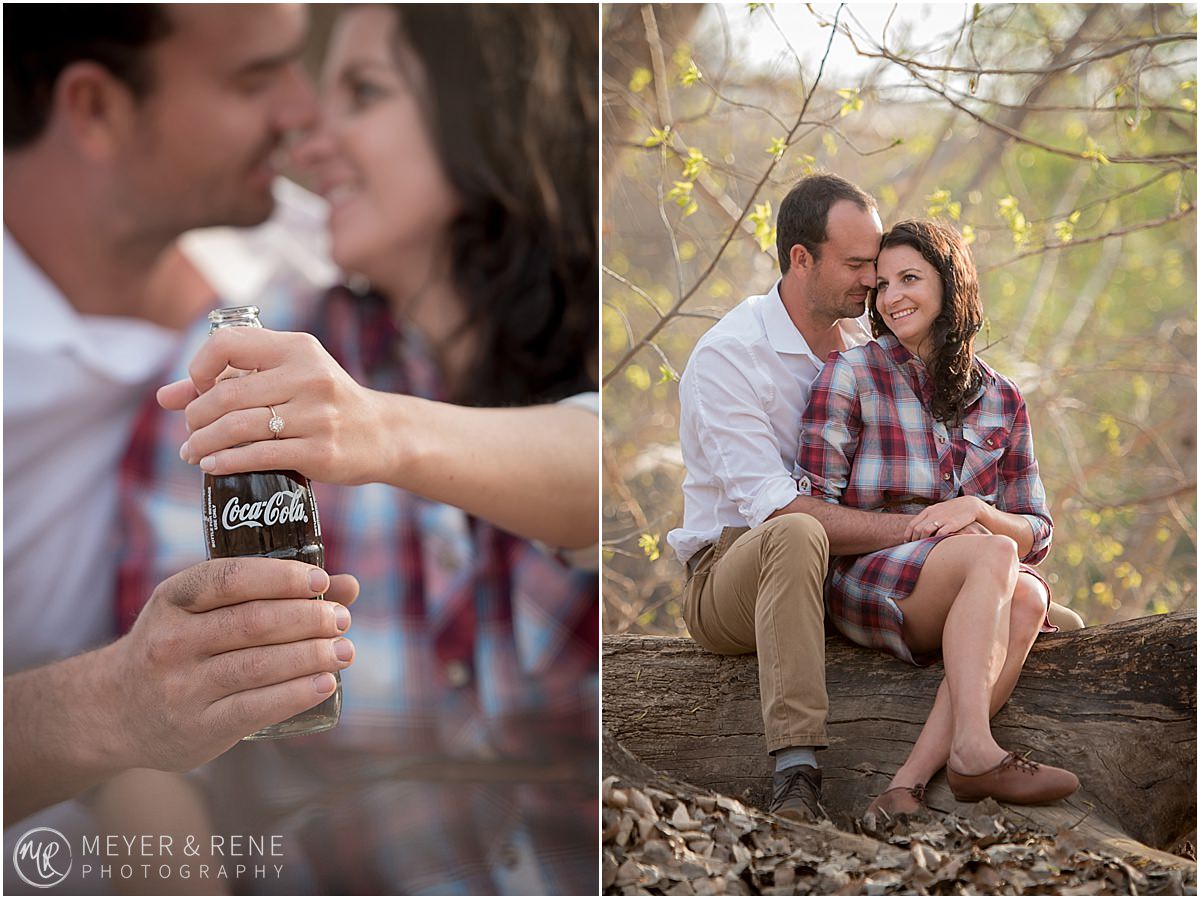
[388,5,597,406]
[868,220,984,425]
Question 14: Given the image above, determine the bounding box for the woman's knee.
[968,534,1021,585]
[1010,574,1048,635]
[936,534,1019,578]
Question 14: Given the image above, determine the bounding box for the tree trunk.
[603,611,1196,865]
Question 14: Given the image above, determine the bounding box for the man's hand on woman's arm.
[768,495,915,556]
[4,557,358,825]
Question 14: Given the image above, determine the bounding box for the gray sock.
[774,746,818,772]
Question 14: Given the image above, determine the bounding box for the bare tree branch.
[851,31,1195,78]
[980,205,1195,273]
[603,4,849,387]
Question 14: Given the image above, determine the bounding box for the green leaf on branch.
[681,147,709,180]
[926,188,962,221]
[1054,210,1082,244]
[680,59,703,87]
[658,364,679,384]
[644,126,671,148]
[637,533,661,562]
[1181,79,1196,112]
[666,180,698,216]
[794,153,817,174]
[1081,137,1110,166]
[997,195,1031,248]
[748,201,775,253]
[629,67,652,94]
[766,136,788,159]
[836,87,863,118]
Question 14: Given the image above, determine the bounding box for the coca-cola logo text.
[221,490,309,531]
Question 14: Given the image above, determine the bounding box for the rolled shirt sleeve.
[794,352,861,506]
[998,394,1054,564]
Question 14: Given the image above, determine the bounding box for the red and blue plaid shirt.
[795,335,1054,663]
[116,286,598,894]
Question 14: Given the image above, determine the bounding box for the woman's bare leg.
[885,573,1049,792]
[876,535,1019,777]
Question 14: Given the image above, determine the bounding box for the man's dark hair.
[4,4,173,151]
[775,173,876,274]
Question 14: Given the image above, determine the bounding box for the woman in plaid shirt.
[136,6,599,893]
[795,220,1079,818]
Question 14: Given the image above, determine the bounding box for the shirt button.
[445,661,471,688]
[986,438,995,446]
[942,472,951,481]
[936,435,946,443]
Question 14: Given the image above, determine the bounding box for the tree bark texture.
[603,611,1196,864]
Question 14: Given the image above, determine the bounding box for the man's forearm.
[5,642,129,825]
[768,495,913,555]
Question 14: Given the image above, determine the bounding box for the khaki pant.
[682,515,830,751]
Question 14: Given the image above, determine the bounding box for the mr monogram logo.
[13,827,72,889]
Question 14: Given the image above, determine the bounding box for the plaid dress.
[794,335,1054,665]
[117,286,598,895]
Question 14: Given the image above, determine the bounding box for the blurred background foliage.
[602,3,1196,634]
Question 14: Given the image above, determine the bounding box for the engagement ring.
[268,406,285,438]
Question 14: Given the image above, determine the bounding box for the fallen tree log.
[604,611,1196,867]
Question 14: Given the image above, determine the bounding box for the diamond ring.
[267,406,285,439]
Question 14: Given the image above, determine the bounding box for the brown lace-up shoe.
[769,765,827,823]
[864,783,927,823]
[947,752,1079,804]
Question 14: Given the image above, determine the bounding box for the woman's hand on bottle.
[158,327,395,485]
[905,496,988,542]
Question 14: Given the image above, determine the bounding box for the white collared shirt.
[667,281,873,564]
[3,232,182,675]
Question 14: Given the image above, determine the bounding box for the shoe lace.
[908,783,927,802]
[1012,751,1041,774]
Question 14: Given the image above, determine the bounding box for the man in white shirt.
[3,3,357,843]
[668,174,920,821]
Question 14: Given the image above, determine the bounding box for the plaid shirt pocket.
[960,423,1009,498]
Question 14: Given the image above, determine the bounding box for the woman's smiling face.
[874,244,944,360]
[293,5,460,281]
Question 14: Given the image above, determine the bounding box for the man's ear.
[52,61,140,161]
[788,242,814,274]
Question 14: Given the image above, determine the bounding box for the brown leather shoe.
[947,752,1079,804]
[769,765,827,823]
[864,783,927,823]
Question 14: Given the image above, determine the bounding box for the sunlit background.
[602,3,1197,634]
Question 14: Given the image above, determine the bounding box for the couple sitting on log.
[668,173,1084,824]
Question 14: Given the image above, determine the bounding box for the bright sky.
[702,3,980,81]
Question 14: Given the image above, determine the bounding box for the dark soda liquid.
[203,469,340,739]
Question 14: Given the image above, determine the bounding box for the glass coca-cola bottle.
[203,306,340,739]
